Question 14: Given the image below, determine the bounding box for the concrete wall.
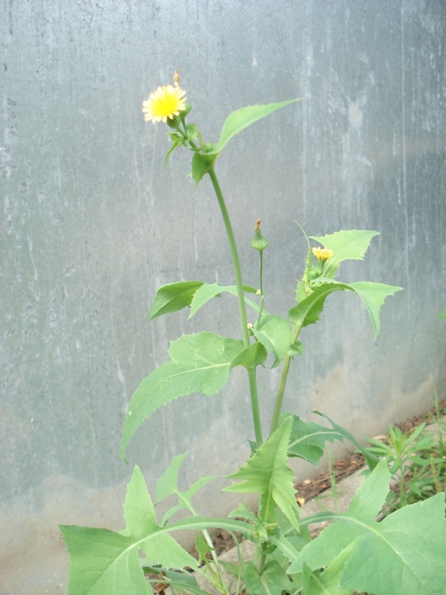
[1,1,445,592]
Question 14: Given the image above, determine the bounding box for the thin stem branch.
[269,322,303,435]
[207,166,263,446]
[208,168,250,347]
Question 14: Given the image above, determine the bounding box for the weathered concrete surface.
[1,0,445,592]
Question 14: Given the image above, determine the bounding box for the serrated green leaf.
[289,280,401,338]
[348,281,403,336]
[62,516,252,595]
[230,342,268,369]
[224,417,300,531]
[121,333,243,458]
[157,456,216,525]
[252,315,292,368]
[289,284,343,329]
[124,466,157,539]
[165,133,183,163]
[310,230,380,278]
[209,99,301,155]
[149,281,204,320]
[287,412,379,470]
[191,151,217,185]
[155,453,188,503]
[188,282,257,318]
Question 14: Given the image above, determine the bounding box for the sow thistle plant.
[61,73,446,595]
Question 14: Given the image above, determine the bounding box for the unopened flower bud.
[166,114,182,129]
[182,102,192,117]
[173,70,180,87]
[251,219,269,252]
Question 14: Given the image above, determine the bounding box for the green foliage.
[61,84,427,595]
[291,279,402,339]
[149,281,204,320]
[60,466,200,595]
[61,464,253,595]
[365,417,445,513]
[120,332,243,459]
[225,417,300,531]
[188,282,260,319]
[438,309,446,319]
[310,229,380,278]
[292,459,446,594]
[208,99,301,156]
[251,315,292,368]
[244,560,293,595]
[287,412,379,469]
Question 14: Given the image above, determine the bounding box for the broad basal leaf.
[60,525,152,595]
[209,99,301,156]
[289,459,446,595]
[252,315,292,368]
[61,467,200,595]
[310,230,380,278]
[224,417,300,530]
[121,332,243,458]
[149,281,204,320]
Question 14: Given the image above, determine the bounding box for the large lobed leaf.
[310,230,380,278]
[224,417,300,530]
[61,466,252,595]
[289,459,446,594]
[121,332,243,459]
[61,466,199,595]
[289,279,402,338]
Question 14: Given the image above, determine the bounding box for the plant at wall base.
[364,392,446,516]
[60,73,446,595]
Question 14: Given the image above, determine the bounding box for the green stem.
[207,166,263,446]
[269,322,303,435]
[270,353,292,435]
[208,168,250,347]
[255,251,265,328]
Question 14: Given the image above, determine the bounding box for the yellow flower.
[312,247,333,261]
[142,84,187,123]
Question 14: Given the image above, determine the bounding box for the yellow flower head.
[142,84,187,123]
[312,247,333,261]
